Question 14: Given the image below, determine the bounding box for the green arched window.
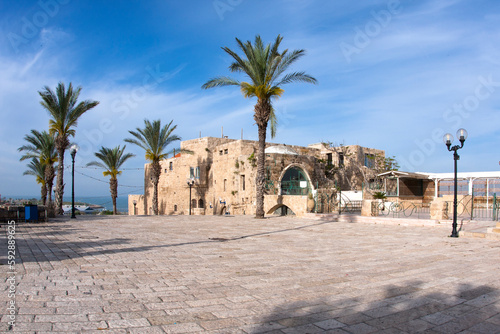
[281,167,310,195]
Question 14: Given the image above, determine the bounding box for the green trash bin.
[25,205,38,222]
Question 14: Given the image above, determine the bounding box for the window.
[169,161,173,170]
[190,166,200,179]
[224,149,228,155]
[219,150,223,155]
[280,166,310,196]
[339,153,344,167]
[326,153,332,166]
[198,199,204,208]
[224,179,227,191]
[364,154,375,168]
[191,199,197,209]
[174,205,177,212]
[241,175,245,191]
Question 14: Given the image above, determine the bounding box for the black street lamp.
[443,128,468,238]
[187,178,195,215]
[70,144,79,219]
[133,200,137,215]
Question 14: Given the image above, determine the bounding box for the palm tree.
[23,158,47,205]
[18,130,58,206]
[125,119,182,215]
[39,82,99,214]
[86,146,135,215]
[202,35,317,218]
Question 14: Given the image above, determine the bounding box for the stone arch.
[267,204,296,216]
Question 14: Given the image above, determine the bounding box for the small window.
[219,150,223,155]
[364,154,375,168]
[224,149,228,155]
[169,161,173,170]
[339,153,344,167]
[190,167,200,179]
[241,175,245,191]
[326,153,332,166]
[224,179,227,191]
[191,199,197,209]
[198,199,204,208]
[174,205,177,212]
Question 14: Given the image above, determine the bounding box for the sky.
[1,0,500,198]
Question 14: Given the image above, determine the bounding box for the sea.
[3,195,132,214]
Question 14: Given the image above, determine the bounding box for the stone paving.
[1,214,500,333]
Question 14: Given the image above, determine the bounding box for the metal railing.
[447,194,500,221]
[376,201,430,219]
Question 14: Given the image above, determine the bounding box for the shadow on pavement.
[250,281,500,333]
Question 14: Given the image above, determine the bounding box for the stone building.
[128,137,384,216]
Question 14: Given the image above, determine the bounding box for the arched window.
[174,205,177,212]
[198,199,204,209]
[280,166,310,195]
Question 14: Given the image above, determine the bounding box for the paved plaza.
[1,215,500,333]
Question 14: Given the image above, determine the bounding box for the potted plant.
[373,191,387,211]
[307,192,315,213]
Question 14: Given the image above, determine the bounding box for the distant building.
[129,137,384,216]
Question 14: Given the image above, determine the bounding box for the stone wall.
[130,137,384,216]
[128,194,146,215]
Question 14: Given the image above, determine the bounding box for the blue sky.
[1,0,500,198]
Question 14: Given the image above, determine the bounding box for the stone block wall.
[129,137,384,216]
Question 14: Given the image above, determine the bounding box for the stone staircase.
[459,220,500,240]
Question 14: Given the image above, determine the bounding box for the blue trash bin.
[25,205,38,222]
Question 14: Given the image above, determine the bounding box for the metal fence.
[376,201,431,219]
[447,194,500,221]
[314,193,362,214]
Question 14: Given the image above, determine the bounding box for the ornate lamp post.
[70,144,79,219]
[187,178,195,215]
[443,128,468,238]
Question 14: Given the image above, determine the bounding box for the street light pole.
[70,144,79,219]
[443,129,467,238]
[187,178,195,215]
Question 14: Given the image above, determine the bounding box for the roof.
[265,145,298,155]
[378,170,500,181]
[377,171,429,179]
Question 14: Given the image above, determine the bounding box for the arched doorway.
[272,205,296,216]
[280,166,311,195]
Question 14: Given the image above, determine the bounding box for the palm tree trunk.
[151,162,161,215]
[254,98,271,219]
[255,123,267,218]
[110,177,118,215]
[55,147,65,215]
[45,165,54,204]
[41,183,47,206]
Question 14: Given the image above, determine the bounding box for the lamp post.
[70,144,79,219]
[187,178,195,215]
[443,128,468,238]
[133,200,137,215]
